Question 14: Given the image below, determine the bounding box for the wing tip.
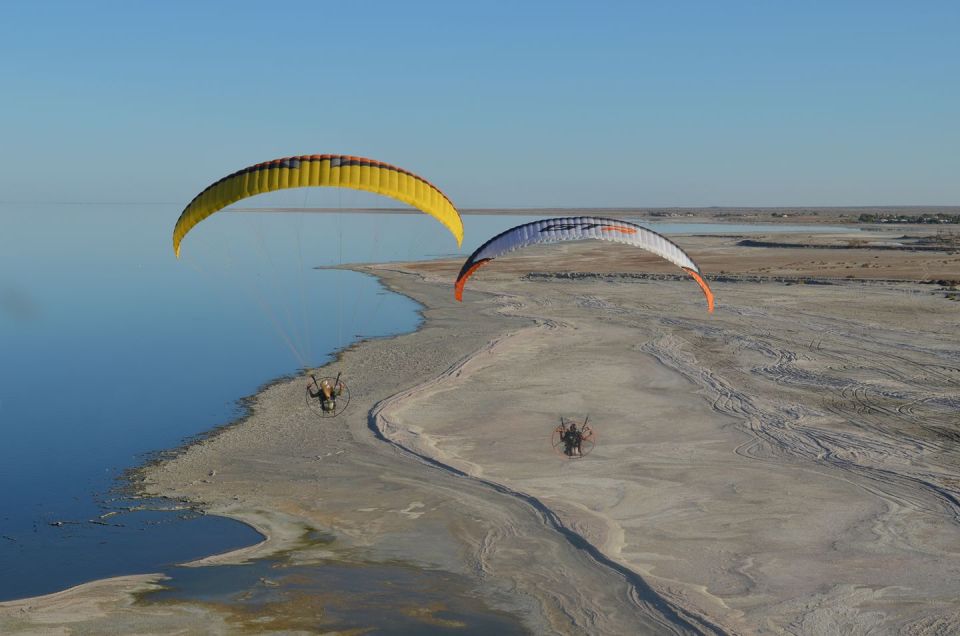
[453,219,464,247]
[453,259,491,302]
[683,268,715,313]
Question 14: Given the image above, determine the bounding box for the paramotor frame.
[305,375,351,418]
[551,416,596,459]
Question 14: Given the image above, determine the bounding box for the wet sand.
[2,227,958,634]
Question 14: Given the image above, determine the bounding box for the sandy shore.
[2,227,958,634]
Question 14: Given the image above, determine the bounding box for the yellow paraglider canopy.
[173,154,463,257]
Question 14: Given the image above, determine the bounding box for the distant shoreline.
[229,205,960,227]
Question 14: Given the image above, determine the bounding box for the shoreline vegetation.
[2,222,959,634]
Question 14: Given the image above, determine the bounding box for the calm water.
[0,201,855,601]
[141,535,527,634]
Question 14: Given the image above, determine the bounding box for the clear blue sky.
[1,1,957,207]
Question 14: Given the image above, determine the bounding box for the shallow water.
[140,542,528,634]
[0,200,857,601]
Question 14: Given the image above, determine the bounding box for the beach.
[2,227,958,634]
